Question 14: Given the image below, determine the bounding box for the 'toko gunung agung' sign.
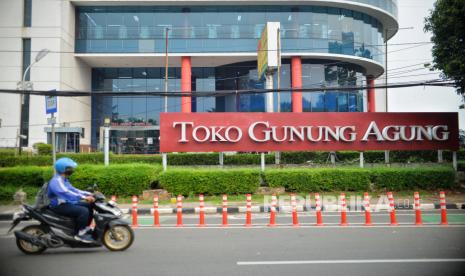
[159,113,459,153]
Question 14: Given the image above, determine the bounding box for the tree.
[424,0,465,94]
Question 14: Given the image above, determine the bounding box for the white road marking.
[236,258,465,266]
[132,224,465,229]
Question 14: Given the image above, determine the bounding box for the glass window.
[76,5,384,58]
[310,92,324,112]
[338,92,348,112]
[325,92,338,111]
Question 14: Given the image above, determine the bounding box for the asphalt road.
[1,211,465,276]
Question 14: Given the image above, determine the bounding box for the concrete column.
[291,56,303,112]
[181,56,192,113]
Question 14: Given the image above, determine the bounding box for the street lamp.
[17,48,50,155]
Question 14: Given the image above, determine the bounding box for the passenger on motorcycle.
[47,157,95,243]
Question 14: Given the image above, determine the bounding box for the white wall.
[0,0,92,149]
[0,0,23,147]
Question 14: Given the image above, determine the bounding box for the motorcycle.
[8,186,134,254]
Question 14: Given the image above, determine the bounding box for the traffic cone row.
[363,192,372,226]
[414,192,422,225]
[131,195,138,228]
[340,193,348,226]
[153,195,160,227]
[315,193,324,226]
[291,194,299,227]
[268,194,277,227]
[387,192,398,226]
[198,194,205,227]
[245,194,252,227]
[440,191,448,225]
[127,191,450,228]
[176,195,183,227]
[222,194,228,227]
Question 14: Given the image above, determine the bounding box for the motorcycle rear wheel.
[103,225,134,251]
[16,225,47,255]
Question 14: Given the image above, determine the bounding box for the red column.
[367,76,376,112]
[291,56,303,112]
[181,56,192,113]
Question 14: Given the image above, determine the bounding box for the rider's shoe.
[74,233,94,243]
[83,226,94,234]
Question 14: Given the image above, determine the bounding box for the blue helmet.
[54,157,78,174]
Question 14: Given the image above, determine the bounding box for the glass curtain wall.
[76,6,385,64]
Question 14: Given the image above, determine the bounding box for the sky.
[387,0,465,129]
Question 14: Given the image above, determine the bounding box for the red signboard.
[160,112,459,152]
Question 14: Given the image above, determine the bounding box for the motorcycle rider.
[47,157,95,243]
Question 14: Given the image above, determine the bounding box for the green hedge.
[0,165,458,200]
[158,169,261,196]
[0,164,161,201]
[1,150,464,167]
[265,168,372,192]
[369,167,456,190]
[458,161,465,172]
[36,143,53,155]
[265,167,457,192]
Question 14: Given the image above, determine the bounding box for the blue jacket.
[47,174,91,207]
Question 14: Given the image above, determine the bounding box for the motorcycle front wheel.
[16,225,47,255]
[103,225,134,251]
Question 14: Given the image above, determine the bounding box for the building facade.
[0,0,398,154]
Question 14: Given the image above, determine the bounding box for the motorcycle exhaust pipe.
[14,231,47,247]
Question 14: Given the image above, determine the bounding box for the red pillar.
[291,56,303,112]
[367,76,376,112]
[181,56,192,113]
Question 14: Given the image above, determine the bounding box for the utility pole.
[162,27,170,172]
[275,27,281,165]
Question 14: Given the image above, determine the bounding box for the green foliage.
[36,143,53,155]
[370,167,456,190]
[265,168,372,192]
[458,161,465,171]
[265,167,456,192]
[168,153,218,165]
[0,166,52,187]
[0,148,16,156]
[159,169,261,196]
[69,164,161,196]
[425,0,465,94]
[224,153,275,165]
[0,150,463,168]
[0,164,161,199]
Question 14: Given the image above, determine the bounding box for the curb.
[1,203,464,221]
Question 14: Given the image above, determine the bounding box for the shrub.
[0,166,52,187]
[0,149,463,168]
[369,167,457,190]
[265,168,371,192]
[0,164,161,198]
[69,164,161,196]
[265,167,456,192]
[159,168,261,196]
[36,143,53,155]
[168,153,218,165]
[458,161,465,172]
[0,185,40,201]
[224,153,275,165]
[0,148,16,156]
